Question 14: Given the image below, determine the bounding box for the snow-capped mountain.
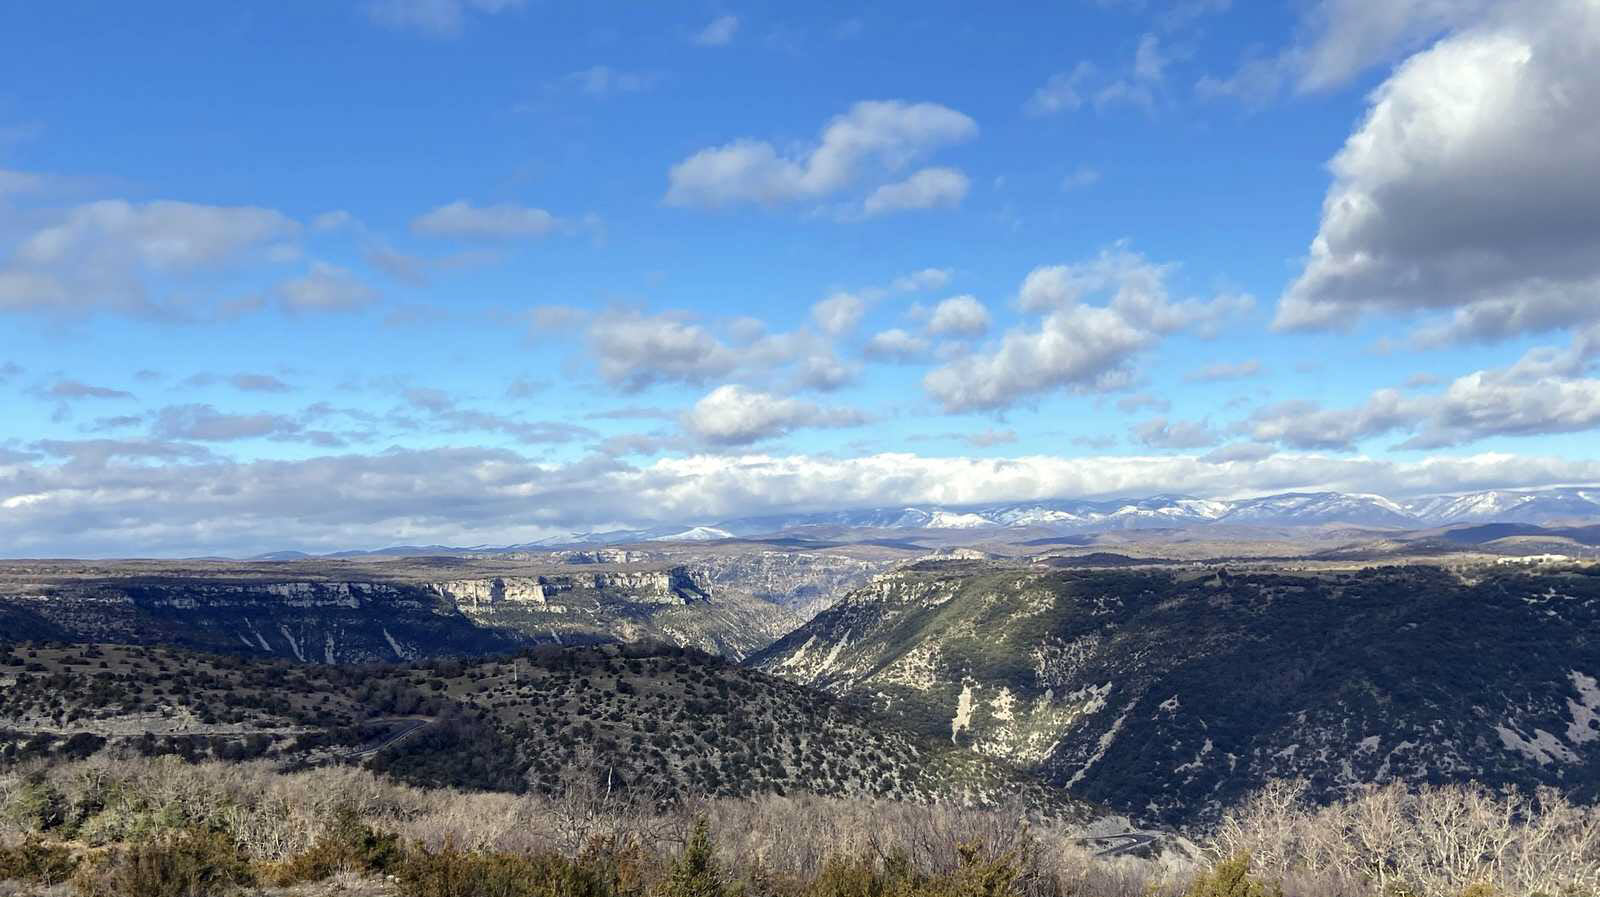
[259,487,1600,555]
[702,487,1600,539]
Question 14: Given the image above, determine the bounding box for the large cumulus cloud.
[1276,1,1600,344]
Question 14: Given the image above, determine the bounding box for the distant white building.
[1495,554,1572,565]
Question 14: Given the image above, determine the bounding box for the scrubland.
[0,755,1596,897]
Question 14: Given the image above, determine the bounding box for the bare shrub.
[73,827,253,897]
[0,756,1187,896]
[1210,780,1600,897]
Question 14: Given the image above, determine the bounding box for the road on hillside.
[1088,832,1159,858]
[341,716,435,761]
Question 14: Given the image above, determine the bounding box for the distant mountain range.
[533,486,1600,544]
[253,486,1600,557]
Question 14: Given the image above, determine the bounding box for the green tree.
[656,819,725,897]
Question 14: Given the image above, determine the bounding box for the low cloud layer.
[5,444,1598,557]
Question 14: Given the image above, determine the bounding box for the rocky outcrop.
[0,578,520,663]
[0,561,784,663]
[427,567,710,615]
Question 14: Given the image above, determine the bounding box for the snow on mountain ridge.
[702,487,1600,535]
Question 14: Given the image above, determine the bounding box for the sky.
[2,0,1599,556]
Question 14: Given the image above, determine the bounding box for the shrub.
[2,779,67,833]
[656,819,726,897]
[932,841,1026,897]
[76,827,253,897]
[398,841,611,897]
[0,837,79,887]
[267,806,404,885]
[1183,854,1280,897]
[802,853,919,897]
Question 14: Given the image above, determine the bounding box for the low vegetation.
[0,756,1156,897]
[1,756,1595,897]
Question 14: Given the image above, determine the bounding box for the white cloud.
[1025,63,1094,116]
[1093,80,1156,111]
[683,385,862,445]
[923,306,1150,412]
[366,0,525,36]
[565,66,659,97]
[926,295,990,337]
[692,14,739,47]
[278,262,380,313]
[401,387,596,444]
[891,268,952,292]
[47,380,134,400]
[664,100,977,208]
[1061,166,1102,190]
[17,199,294,272]
[925,247,1251,412]
[811,292,866,336]
[586,309,854,394]
[1118,393,1171,414]
[863,328,931,362]
[412,201,561,240]
[0,199,297,315]
[1186,360,1262,382]
[1133,417,1222,449]
[1275,2,1600,344]
[152,404,302,442]
[1297,0,1498,91]
[1133,33,1168,82]
[1029,35,1167,118]
[1018,265,1091,311]
[861,167,970,216]
[230,373,292,393]
[587,310,738,391]
[1248,339,1600,449]
[795,351,859,391]
[1198,0,1496,100]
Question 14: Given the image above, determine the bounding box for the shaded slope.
[751,563,1600,824]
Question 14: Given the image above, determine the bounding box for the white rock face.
[1568,671,1600,745]
[428,568,709,617]
[952,682,976,744]
[430,577,550,608]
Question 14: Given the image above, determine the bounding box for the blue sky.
[2,0,1598,555]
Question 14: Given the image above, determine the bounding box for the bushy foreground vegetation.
[1211,779,1600,897]
[0,755,1161,896]
[0,757,1596,897]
